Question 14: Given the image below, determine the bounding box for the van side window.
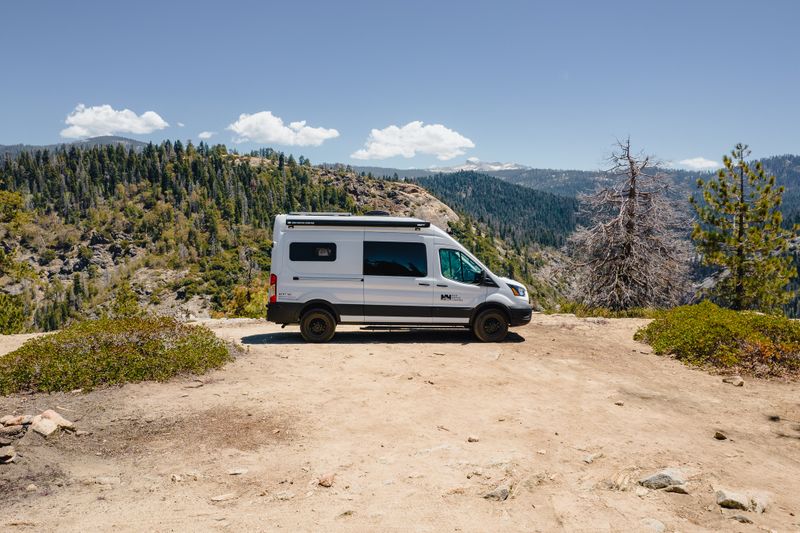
[439,249,482,284]
[289,242,337,262]
[363,241,427,277]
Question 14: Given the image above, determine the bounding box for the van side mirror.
[475,270,486,285]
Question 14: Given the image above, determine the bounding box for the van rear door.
[362,234,433,323]
[284,232,364,323]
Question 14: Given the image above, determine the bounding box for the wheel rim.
[483,317,502,335]
[309,317,328,336]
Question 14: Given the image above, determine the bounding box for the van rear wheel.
[300,309,336,343]
[472,309,508,342]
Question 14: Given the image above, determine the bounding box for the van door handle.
[437,284,448,287]
[418,282,430,286]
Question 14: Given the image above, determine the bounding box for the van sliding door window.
[439,249,482,284]
[363,241,427,277]
[289,242,337,261]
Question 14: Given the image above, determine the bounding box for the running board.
[359,325,469,331]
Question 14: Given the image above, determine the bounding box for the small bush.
[546,301,658,319]
[0,293,25,334]
[0,316,233,394]
[635,301,800,378]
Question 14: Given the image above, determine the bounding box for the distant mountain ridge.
[0,136,149,158]
[429,157,531,173]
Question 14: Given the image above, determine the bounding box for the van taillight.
[269,273,277,304]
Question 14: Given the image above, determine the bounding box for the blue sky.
[1,0,798,170]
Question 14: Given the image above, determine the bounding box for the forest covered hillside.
[414,171,580,247]
[0,141,567,333]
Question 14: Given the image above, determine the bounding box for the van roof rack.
[288,212,352,216]
[286,217,430,229]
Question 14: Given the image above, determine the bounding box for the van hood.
[498,276,523,287]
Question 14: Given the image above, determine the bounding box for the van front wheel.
[300,309,336,343]
[472,309,508,342]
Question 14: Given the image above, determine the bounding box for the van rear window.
[363,241,427,277]
[289,242,337,262]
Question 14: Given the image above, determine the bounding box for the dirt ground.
[1,315,799,532]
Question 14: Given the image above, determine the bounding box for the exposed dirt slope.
[1,315,799,532]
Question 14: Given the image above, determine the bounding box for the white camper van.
[267,213,532,342]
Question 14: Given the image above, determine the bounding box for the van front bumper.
[266,302,303,324]
[509,306,533,326]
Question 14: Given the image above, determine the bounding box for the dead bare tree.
[568,139,690,310]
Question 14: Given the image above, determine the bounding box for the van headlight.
[508,283,526,298]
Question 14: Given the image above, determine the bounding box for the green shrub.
[635,301,800,377]
[0,316,233,394]
[0,293,25,334]
[546,301,658,319]
[112,281,142,318]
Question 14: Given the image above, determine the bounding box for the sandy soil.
[1,315,799,532]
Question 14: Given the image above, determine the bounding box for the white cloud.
[226,111,339,146]
[177,122,185,128]
[677,157,720,170]
[60,104,169,138]
[198,131,215,140]
[351,121,475,161]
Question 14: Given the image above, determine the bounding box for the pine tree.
[691,143,797,312]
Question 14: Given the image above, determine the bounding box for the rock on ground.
[1,414,33,426]
[640,518,666,532]
[40,409,74,429]
[0,445,16,463]
[484,484,510,501]
[722,376,744,387]
[31,416,59,437]
[639,469,686,490]
[750,492,770,513]
[716,488,749,510]
[0,424,24,437]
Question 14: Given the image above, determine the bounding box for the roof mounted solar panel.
[288,212,352,216]
[286,218,430,228]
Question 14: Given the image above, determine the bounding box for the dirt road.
[2,315,799,532]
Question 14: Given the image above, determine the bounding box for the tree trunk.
[734,161,745,310]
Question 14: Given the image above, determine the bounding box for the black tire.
[300,308,336,343]
[472,309,509,342]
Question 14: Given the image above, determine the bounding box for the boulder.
[639,469,686,489]
[0,445,15,463]
[0,425,24,437]
[31,417,58,437]
[40,409,74,429]
[716,488,749,510]
[2,415,33,426]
